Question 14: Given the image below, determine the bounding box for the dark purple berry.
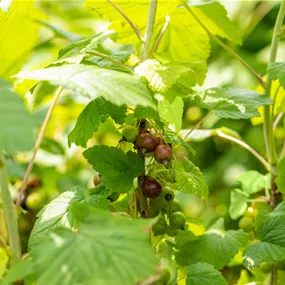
[136,133,156,152]
[142,178,162,198]
[154,144,173,164]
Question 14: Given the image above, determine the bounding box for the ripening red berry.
[136,133,156,152]
[142,178,162,198]
[154,144,173,164]
[93,173,101,186]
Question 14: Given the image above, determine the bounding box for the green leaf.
[28,186,108,249]
[30,203,158,285]
[133,106,160,121]
[164,129,195,155]
[172,159,208,199]
[0,78,35,153]
[68,97,127,147]
[190,2,242,45]
[195,88,272,119]
[186,262,227,285]
[229,189,249,220]
[135,59,193,92]
[236,170,270,194]
[243,211,285,269]
[15,64,156,108]
[40,137,65,155]
[175,229,247,269]
[268,62,285,88]
[83,146,144,193]
[276,157,285,194]
[180,129,216,142]
[158,96,184,132]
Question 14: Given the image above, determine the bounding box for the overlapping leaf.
[195,88,272,119]
[229,189,249,220]
[83,146,144,193]
[0,78,35,153]
[268,62,285,88]
[68,97,126,147]
[276,157,285,194]
[15,64,156,108]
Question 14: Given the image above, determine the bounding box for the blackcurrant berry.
[142,178,162,198]
[152,219,167,235]
[166,226,178,237]
[169,211,186,229]
[136,133,156,152]
[238,217,254,232]
[93,173,101,186]
[150,187,175,210]
[154,144,173,164]
[157,268,171,284]
[122,125,138,143]
[171,200,182,213]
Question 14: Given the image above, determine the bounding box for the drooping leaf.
[229,189,249,220]
[30,203,158,285]
[175,229,247,269]
[243,210,285,269]
[186,262,227,285]
[172,159,208,199]
[268,62,285,88]
[133,106,160,121]
[15,64,156,108]
[276,157,285,194]
[0,78,35,153]
[158,96,184,132]
[28,186,108,249]
[83,146,144,193]
[236,170,270,194]
[195,88,272,119]
[68,97,127,147]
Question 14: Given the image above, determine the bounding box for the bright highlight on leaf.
[268,62,285,88]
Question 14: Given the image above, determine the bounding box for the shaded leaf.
[229,189,249,220]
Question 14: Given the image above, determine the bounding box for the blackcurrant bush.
[93,173,101,186]
[142,178,162,198]
[122,125,138,143]
[107,192,120,202]
[152,219,167,235]
[136,133,156,152]
[238,217,254,232]
[169,211,186,229]
[154,144,173,164]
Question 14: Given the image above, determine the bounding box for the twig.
[107,0,143,42]
[16,86,63,210]
[0,234,8,250]
[86,51,133,73]
[273,112,283,129]
[183,2,265,87]
[270,265,277,285]
[183,112,211,140]
[216,129,271,172]
[151,15,170,57]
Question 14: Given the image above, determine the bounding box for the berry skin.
[122,125,138,143]
[93,173,101,186]
[157,268,171,285]
[169,212,186,229]
[136,133,156,152]
[142,178,162,198]
[166,226,178,237]
[171,200,182,213]
[152,219,167,235]
[238,217,254,232]
[107,192,120,202]
[154,144,173,164]
[150,187,175,210]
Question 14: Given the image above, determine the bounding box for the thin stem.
[183,2,265,87]
[106,0,143,42]
[216,130,271,172]
[270,265,277,285]
[151,15,170,57]
[271,84,281,119]
[86,51,133,73]
[280,140,285,159]
[273,112,283,129]
[264,0,285,165]
[183,112,211,140]
[16,87,63,210]
[140,0,158,61]
[0,151,21,264]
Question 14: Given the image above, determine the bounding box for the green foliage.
[186,262,227,285]
[229,189,249,220]
[268,62,285,88]
[16,64,156,108]
[175,229,247,269]
[195,88,272,119]
[83,146,144,193]
[68,97,126,147]
[172,159,208,200]
[0,78,35,153]
[276,157,285,194]
[29,203,158,285]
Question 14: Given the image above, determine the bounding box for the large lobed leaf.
[83,146,145,193]
[29,203,158,285]
[195,88,272,119]
[15,64,156,108]
[0,78,35,153]
[68,97,127,147]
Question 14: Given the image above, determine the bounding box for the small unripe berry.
[169,211,186,229]
[152,219,167,235]
[154,144,173,164]
[136,133,156,152]
[142,178,162,198]
[238,217,254,232]
[122,125,138,143]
